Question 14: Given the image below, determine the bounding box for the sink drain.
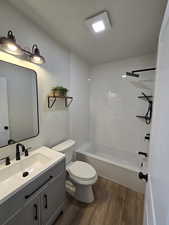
[23,171,29,177]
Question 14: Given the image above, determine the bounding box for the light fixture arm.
[7,30,16,42]
[32,44,40,56]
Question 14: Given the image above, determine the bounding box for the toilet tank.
[52,140,76,165]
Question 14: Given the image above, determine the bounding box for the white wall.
[90,55,156,163]
[69,53,90,148]
[0,1,90,158]
[144,2,169,225]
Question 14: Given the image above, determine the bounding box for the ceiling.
[8,0,167,65]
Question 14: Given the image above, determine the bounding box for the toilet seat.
[67,161,97,185]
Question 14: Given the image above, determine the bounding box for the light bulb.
[30,55,45,64]
[6,43,18,52]
[0,40,23,56]
[92,20,106,33]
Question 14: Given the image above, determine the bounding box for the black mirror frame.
[0,60,40,148]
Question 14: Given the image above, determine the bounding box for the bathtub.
[76,143,145,193]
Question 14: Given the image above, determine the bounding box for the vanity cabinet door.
[41,171,65,225]
[23,197,41,225]
[4,197,40,225]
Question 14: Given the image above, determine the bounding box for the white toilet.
[52,140,97,203]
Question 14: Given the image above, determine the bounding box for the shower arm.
[131,67,156,74]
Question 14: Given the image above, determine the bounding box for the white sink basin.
[0,146,65,204]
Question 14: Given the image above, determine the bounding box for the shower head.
[126,72,139,77]
[123,72,140,78]
[122,68,156,79]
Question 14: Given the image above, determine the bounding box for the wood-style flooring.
[54,177,144,225]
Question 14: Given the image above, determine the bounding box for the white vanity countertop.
[0,146,65,205]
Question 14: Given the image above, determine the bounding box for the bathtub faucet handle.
[145,133,150,140]
[138,172,148,182]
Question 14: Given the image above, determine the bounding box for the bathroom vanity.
[0,46,66,225]
[0,47,66,225]
[0,147,65,225]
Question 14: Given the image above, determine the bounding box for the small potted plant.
[52,86,68,97]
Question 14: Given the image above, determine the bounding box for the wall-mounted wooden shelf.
[48,96,73,108]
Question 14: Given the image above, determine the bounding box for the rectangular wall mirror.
[0,60,39,148]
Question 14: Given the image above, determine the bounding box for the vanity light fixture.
[0,30,45,64]
[86,11,112,34]
[0,30,23,56]
[30,44,45,64]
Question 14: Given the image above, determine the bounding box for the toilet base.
[66,179,95,203]
[75,183,94,203]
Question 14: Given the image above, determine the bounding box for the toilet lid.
[67,161,96,181]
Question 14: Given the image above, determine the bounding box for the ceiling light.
[92,20,105,33]
[30,44,45,64]
[0,30,23,55]
[86,11,112,34]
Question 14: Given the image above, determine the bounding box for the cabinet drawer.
[0,159,65,225]
[23,160,65,201]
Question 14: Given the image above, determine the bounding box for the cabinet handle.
[34,204,38,221]
[43,194,48,209]
[25,176,53,199]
